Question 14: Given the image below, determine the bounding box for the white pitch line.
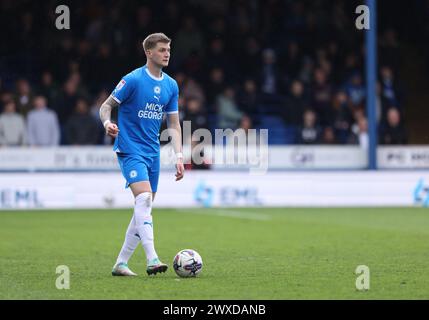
[176,209,272,221]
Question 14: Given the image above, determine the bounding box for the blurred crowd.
[0,0,411,148]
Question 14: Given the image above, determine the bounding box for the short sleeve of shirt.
[165,80,179,114]
[111,73,136,104]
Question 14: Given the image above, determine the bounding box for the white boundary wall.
[1,146,429,171]
[0,145,367,171]
[378,146,429,169]
[1,171,428,209]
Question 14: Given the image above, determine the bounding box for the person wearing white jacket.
[0,101,26,146]
[26,96,60,146]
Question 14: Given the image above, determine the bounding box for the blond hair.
[142,33,171,51]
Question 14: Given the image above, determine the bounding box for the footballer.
[99,33,184,276]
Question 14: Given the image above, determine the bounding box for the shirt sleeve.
[165,80,179,114]
[111,73,136,104]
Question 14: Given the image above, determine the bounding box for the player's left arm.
[165,80,184,181]
[167,112,184,181]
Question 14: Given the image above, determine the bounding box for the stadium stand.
[0,0,427,147]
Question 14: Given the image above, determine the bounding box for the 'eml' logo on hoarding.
[0,189,42,208]
[194,181,214,208]
[413,179,429,207]
[194,181,263,207]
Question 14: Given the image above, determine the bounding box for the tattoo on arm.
[99,96,120,125]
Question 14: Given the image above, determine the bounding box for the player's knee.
[135,192,152,208]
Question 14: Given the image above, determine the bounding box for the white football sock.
[116,214,140,265]
[134,192,158,262]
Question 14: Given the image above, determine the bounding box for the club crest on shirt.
[116,79,126,91]
[154,86,161,94]
[129,170,137,178]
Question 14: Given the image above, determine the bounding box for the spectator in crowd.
[239,115,253,135]
[311,68,333,125]
[297,109,321,144]
[344,72,365,110]
[15,78,33,117]
[321,126,338,144]
[379,107,407,144]
[65,98,98,145]
[37,71,60,106]
[282,80,307,127]
[260,48,282,96]
[349,116,369,149]
[0,101,27,146]
[237,79,260,124]
[181,77,205,106]
[316,48,333,81]
[1,92,15,112]
[379,66,402,109]
[298,56,315,85]
[182,97,208,145]
[54,77,80,126]
[216,87,244,130]
[26,96,60,146]
[329,91,353,144]
[342,53,361,82]
[182,97,210,171]
[205,67,226,111]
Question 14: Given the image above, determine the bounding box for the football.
[173,249,203,277]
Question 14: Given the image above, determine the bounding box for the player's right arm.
[99,96,120,138]
[100,73,136,138]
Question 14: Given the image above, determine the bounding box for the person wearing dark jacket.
[379,107,407,145]
[297,109,322,144]
[65,98,98,145]
[282,80,307,126]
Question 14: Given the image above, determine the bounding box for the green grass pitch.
[0,207,428,299]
